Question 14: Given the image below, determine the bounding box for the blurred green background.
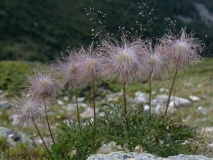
[0,0,213,62]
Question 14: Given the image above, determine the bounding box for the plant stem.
[149,73,153,116]
[74,88,81,129]
[123,84,129,131]
[32,118,53,159]
[164,69,178,116]
[195,107,213,154]
[44,97,55,144]
[195,118,210,154]
[92,79,96,133]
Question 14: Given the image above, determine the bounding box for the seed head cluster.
[160,29,202,69]
[26,65,62,101]
[10,29,202,127]
[10,96,45,127]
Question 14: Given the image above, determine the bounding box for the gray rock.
[196,106,207,114]
[57,100,64,105]
[156,95,191,107]
[0,100,10,109]
[63,96,69,101]
[129,91,148,105]
[0,126,35,147]
[87,151,213,160]
[65,103,88,111]
[80,107,98,118]
[189,95,200,102]
[105,92,123,102]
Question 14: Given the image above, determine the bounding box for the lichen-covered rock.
[87,151,213,160]
[0,126,35,147]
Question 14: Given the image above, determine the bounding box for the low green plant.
[51,121,104,160]
[51,105,198,159]
[0,61,32,95]
[98,105,198,157]
[0,138,47,160]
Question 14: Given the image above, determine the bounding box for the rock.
[98,112,105,117]
[0,100,10,109]
[72,97,85,103]
[129,91,148,104]
[63,96,69,101]
[144,105,149,111]
[0,126,35,147]
[87,151,212,160]
[169,101,178,108]
[189,95,200,102]
[80,107,98,118]
[159,88,169,92]
[65,103,88,111]
[105,92,123,102]
[97,142,122,154]
[57,100,64,105]
[196,106,207,114]
[77,97,85,102]
[156,95,191,107]
[207,143,213,148]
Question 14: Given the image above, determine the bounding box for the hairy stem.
[44,97,55,144]
[149,73,153,116]
[123,84,129,131]
[92,79,96,133]
[195,119,210,154]
[32,118,53,159]
[165,69,178,116]
[74,88,81,129]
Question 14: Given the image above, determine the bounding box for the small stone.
[189,95,200,102]
[77,97,85,102]
[144,105,149,111]
[207,143,213,148]
[80,107,98,118]
[0,100,10,109]
[57,100,64,105]
[63,96,69,101]
[98,112,105,117]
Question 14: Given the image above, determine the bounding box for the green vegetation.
[52,106,198,159]
[0,0,213,62]
[0,61,33,95]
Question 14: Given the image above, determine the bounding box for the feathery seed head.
[101,34,148,85]
[146,44,167,80]
[10,96,45,127]
[27,65,61,100]
[78,43,101,84]
[55,48,85,88]
[160,29,202,69]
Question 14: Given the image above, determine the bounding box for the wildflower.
[146,44,167,80]
[78,43,101,85]
[10,96,44,127]
[160,29,202,69]
[100,34,148,85]
[26,65,61,101]
[55,48,86,88]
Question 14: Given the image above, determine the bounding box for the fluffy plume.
[146,44,167,80]
[10,96,45,127]
[26,65,62,101]
[55,48,86,88]
[160,29,203,69]
[77,43,102,84]
[100,34,148,85]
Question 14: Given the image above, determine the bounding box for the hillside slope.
[0,0,213,61]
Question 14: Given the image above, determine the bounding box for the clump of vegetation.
[4,1,210,160]
[0,61,32,95]
[0,136,47,159]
